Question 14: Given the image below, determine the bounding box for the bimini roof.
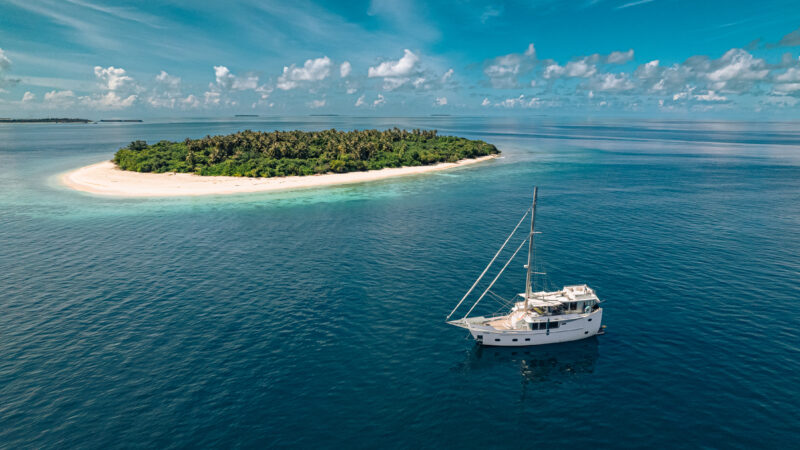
[517,292,563,307]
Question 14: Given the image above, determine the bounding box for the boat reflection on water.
[462,337,600,384]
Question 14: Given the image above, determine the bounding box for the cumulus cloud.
[607,49,634,64]
[21,91,35,103]
[309,99,326,108]
[82,66,137,109]
[0,48,11,72]
[147,71,186,108]
[368,49,421,90]
[94,66,133,91]
[705,49,768,89]
[213,65,259,91]
[355,95,365,107]
[373,94,385,106]
[544,58,597,79]
[435,96,447,106]
[590,73,635,91]
[43,90,77,107]
[481,97,491,106]
[369,49,418,78]
[483,43,536,88]
[340,61,351,78]
[277,56,331,90]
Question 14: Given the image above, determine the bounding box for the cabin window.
[477,335,483,339]
[550,321,559,329]
[569,302,577,311]
[537,322,545,330]
[512,338,518,342]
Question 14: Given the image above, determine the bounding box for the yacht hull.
[467,309,603,347]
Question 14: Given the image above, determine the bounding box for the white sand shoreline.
[60,154,499,198]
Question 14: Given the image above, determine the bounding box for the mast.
[524,187,538,304]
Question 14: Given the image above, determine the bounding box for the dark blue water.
[1,117,799,448]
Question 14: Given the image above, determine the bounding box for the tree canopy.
[113,128,499,178]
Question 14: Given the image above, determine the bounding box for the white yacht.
[447,187,605,346]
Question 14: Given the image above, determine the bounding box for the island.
[0,118,92,123]
[61,128,500,197]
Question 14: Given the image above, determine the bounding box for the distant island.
[0,118,91,123]
[99,119,143,123]
[113,128,499,178]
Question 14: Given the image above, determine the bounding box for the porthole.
[585,331,589,334]
[512,338,518,342]
[525,338,531,341]
[495,338,500,342]
[588,318,592,322]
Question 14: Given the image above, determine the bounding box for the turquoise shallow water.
[1,117,799,448]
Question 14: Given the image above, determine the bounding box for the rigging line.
[462,236,528,320]
[445,206,532,320]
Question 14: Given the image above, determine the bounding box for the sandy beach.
[60,154,498,197]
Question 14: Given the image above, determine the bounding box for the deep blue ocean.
[1,117,798,448]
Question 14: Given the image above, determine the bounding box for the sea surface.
[1,117,798,448]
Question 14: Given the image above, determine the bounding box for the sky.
[1,0,800,118]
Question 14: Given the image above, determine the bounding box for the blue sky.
[1,0,800,118]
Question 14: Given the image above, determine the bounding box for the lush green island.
[113,128,499,178]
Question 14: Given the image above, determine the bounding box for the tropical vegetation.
[113,128,499,178]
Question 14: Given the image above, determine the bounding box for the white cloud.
[346,87,357,94]
[591,73,634,91]
[607,49,634,64]
[277,56,332,90]
[373,94,385,106]
[94,66,133,91]
[147,70,184,108]
[84,66,137,109]
[82,91,136,109]
[543,64,565,79]
[340,61,351,78]
[635,60,660,79]
[483,44,535,88]
[435,96,447,106]
[694,90,727,102]
[565,59,597,78]
[368,49,421,90]
[309,99,326,108]
[706,48,769,88]
[21,91,35,102]
[368,49,418,78]
[213,65,259,91]
[776,67,800,82]
[355,95,365,107]
[441,68,454,82]
[481,97,491,106]
[44,90,76,106]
